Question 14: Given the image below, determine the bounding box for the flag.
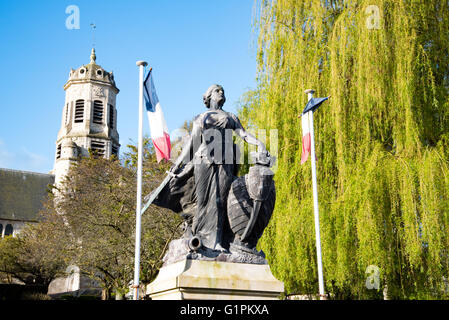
[300,96,329,164]
[301,111,312,164]
[143,69,171,162]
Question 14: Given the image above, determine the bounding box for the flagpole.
[133,60,148,300]
[305,89,326,300]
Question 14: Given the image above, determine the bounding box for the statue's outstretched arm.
[235,127,267,154]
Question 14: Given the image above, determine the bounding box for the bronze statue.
[147,84,276,265]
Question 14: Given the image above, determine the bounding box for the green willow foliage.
[241,0,449,299]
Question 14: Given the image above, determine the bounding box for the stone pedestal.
[146,259,284,300]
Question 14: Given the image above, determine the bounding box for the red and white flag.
[143,69,171,162]
[300,96,329,164]
[301,111,312,164]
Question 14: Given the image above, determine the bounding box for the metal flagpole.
[133,60,148,300]
[305,89,326,299]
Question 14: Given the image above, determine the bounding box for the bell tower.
[53,48,120,186]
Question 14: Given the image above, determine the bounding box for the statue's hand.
[170,163,180,172]
[166,170,178,178]
[169,160,182,173]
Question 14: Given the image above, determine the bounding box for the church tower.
[53,48,120,185]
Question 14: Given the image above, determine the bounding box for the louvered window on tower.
[74,100,84,123]
[93,100,104,124]
[56,144,62,159]
[91,140,106,157]
[108,104,114,129]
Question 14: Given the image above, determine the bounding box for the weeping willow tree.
[240,0,449,299]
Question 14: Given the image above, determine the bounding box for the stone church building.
[53,48,120,186]
[0,49,120,296]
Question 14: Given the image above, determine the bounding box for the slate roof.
[0,168,55,222]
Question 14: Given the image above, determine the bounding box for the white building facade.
[53,48,120,186]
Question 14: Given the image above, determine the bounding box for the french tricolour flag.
[143,69,171,162]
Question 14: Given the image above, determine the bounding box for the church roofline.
[0,167,55,178]
[63,48,119,92]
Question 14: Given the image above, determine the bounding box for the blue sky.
[0,0,259,173]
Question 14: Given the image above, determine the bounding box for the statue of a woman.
[152,84,267,252]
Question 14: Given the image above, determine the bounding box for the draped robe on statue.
[153,109,242,250]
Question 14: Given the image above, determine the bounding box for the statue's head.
[203,84,226,109]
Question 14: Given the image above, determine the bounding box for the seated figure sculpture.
[147,84,276,265]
